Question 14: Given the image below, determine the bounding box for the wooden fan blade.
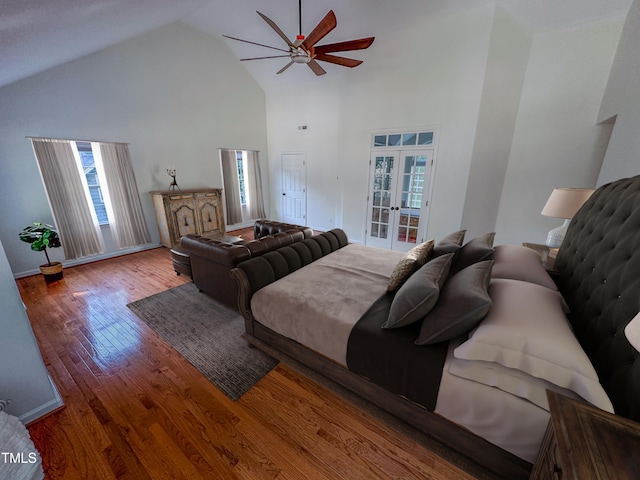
[314,37,375,54]
[302,10,337,49]
[315,53,363,68]
[257,11,295,48]
[277,61,295,74]
[240,55,291,61]
[222,35,290,53]
[307,59,327,76]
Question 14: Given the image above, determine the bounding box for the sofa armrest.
[181,234,251,267]
[254,219,313,239]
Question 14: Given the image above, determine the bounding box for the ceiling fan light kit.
[291,50,311,64]
[223,2,374,76]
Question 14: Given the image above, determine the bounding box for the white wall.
[0,240,63,423]
[0,22,268,276]
[597,0,640,185]
[265,5,498,242]
[461,8,531,239]
[264,5,624,248]
[495,17,623,245]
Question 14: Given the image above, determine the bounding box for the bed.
[231,174,640,479]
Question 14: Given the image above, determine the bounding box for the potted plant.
[18,222,63,282]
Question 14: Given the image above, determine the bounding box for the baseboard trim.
[21,375,65,426]
[13,243,161,279]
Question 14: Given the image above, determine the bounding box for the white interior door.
[282,153,306,225]
[365,149,433,251]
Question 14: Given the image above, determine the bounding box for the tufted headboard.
[555,174,640,421]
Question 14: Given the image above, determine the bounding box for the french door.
[365,149,433,251]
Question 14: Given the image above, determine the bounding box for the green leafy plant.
[18,222,62,266]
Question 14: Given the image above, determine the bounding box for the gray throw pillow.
[415,260,493,345]
[433,229,466,257]
[383,253,454,329]
[449,232,496,275]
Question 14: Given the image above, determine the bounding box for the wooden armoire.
[150,188,225,247]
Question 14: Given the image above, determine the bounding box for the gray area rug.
[127,283,278,401]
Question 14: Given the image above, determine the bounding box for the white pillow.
[491,244,557,290]
[454,278,614,413]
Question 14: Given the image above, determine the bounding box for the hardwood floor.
[18,247,474,479]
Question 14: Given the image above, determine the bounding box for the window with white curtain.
[30,137,151,259]
[220,149,266,226]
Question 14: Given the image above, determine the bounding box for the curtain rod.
[26,136,130,145]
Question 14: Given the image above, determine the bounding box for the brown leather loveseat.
[180,220,313,309]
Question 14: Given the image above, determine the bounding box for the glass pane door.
[370,155,394,243]
[396,153,427,246]
[366,154,397,249]
[365,149,433,251]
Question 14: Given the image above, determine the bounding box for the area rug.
[127,283,278,401]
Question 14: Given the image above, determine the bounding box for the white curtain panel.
[98,143,151,249]
[31,139,104,259]
[220,149,243,225]
[246,150,266,219]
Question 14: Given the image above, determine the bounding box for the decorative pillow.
[491,244,557,290]
[453,278,614,413]
[415,260,493,345]
[433,230,466,257]
[408,239,435,267]
[383,253,454,329]
[450,232,495,275]
[387,240,434,291]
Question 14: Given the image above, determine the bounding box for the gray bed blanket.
[250,244,404,365]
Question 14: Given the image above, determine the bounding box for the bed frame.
[232,174,640,480]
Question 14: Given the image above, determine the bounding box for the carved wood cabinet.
[150,188,225,247]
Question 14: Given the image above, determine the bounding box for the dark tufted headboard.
[555,174,640,421]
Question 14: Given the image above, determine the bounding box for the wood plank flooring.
[18,246,474,479]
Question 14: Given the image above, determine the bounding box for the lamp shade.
[625,312,640,352]
[541,188,595,219]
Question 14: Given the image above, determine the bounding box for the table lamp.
[541,187,594,248]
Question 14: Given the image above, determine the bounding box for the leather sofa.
[180,220,313,309]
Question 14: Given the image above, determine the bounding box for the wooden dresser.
[531,390,640,479]
[150,188,225,247]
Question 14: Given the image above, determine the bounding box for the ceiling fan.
[222,1,374,76]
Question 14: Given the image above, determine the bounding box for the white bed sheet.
[435,337,550,463]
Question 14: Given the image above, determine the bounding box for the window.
[30,137,151,258]
[220,148,266,225]
[373,131,434,148]
[75,142,109,224]
[236,150,247,206]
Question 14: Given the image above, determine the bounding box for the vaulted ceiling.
[0,0,632,89]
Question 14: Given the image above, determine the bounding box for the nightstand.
[530,390,640,479]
